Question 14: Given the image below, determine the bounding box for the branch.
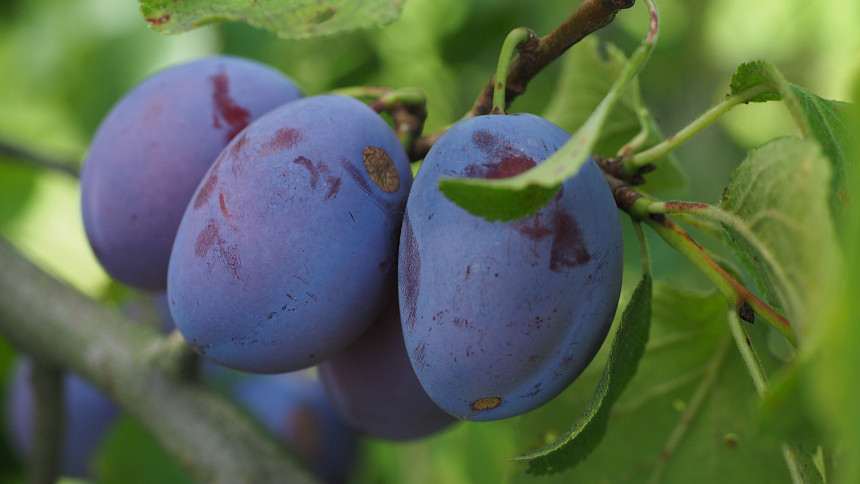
[0,238,320,484]
[412,0,635,159]
[0,138,79,177]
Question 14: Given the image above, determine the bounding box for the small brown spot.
[146,14,171,26]
[194,174,218,209]
[723,433,739,449]
[472,397,501,411]
[363,146,400,193]
[309,7,336,23]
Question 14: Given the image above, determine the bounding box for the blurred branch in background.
[0,138,79,178]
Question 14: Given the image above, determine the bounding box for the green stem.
[630,198,796,345]
[631,217,652,276]
[491,28,535,114]
[627,83,774,171]
[726,310,768,394]
[649,200,799,325]
[727,311,810,483]
[28,361,65,484]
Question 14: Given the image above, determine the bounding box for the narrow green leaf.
[719,137,840,334]
[543,37,686,193]
[440,22,657,222]
[139,0,405,39]
[515,274,652,474]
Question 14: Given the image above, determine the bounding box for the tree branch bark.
[411,0,635,159]
[0,238,320,484]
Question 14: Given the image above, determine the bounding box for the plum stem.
[28,361,65,484]
[624,83,774,173]
[491,28,536,115]
[412,0,636,159]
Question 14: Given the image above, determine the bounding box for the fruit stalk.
[412,0,636,158]
[0,238,320,484]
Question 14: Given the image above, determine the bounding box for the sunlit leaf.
[719,137,840,333]
[139,0,405,39]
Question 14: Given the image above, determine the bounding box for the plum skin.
[81,55,302,290]
[167,94,413,374]
[224,371,358,484]
[398,113,623,421]
[319,298,456,441]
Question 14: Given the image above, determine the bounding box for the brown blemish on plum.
[363,146,400,193]
[472,397,501,411]
[195,223,220,258]
[210,71,251,142]
[219,192,230,219]
[340,158,399,216]
[412,339,428,369]
[194,219,243,280]
[272,127,301,150]
[293,156,319,189]
[511,206,590,272]
[194,174,218,209]
[293,156,341,200]
[400,214,420,335]
[549,211,591,271]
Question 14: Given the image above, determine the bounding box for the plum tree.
[167,94,413,373]
[81,56,302,290]
[6,360,118,478]
[319,298,456,441]
[399,113,624,421]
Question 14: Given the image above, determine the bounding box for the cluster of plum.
[70,54,623,479]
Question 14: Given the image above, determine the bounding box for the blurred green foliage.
[0,0,857,482]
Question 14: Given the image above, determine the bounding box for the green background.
[0,0,857,482]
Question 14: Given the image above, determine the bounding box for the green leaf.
[729,61,783,103]
[730,61,856,213]
[718,137,840,333]
[439,24,657,222]
[543,37,686,193]
[515,274,652,474]
[97,416,195,484]
[139,0,405,39]
[534,283,792,482]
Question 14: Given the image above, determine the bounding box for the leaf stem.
[491,28,536,114]
[627,83,774,170]
[649,200,798,319]
[412,0,636,158]
[727,311,811,483]
[627,197,796,345]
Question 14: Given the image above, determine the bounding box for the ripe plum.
[168,94,412,373]
[81,56,302,289]
[398,113,623,421]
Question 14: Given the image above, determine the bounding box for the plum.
[399,113,623,421]
[227,371,358,484]
[81,55,302,290]
[167,94,412,373]
[319,298,456,440]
